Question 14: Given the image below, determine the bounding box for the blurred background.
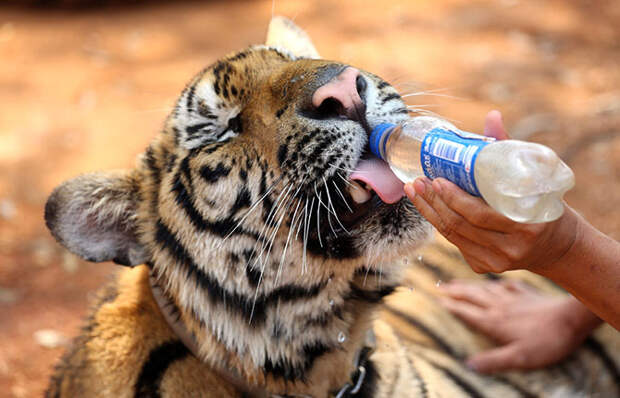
[1,0,619,395]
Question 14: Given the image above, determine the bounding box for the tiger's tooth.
[348,180,372,204]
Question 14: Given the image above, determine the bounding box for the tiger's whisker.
[276,197,302,284]
[328,162,356,174]
[300,199,308,274]
[315,188,323,248]
[400,88,462,100]
[405,104,439,108]
[332,181,353,213]
[314,182,338,218]
[264,193,293,270]
[321,182,338,237]
[249,184,295,323]
[294,196,306,241]
[217,176,283,247]
[274,180,306,282]
[302,198,314,274]
[247,182,293,268]
[337,173,355,188]
[406,108,444,119]
[323,176,350,235]
[252,183,294,258]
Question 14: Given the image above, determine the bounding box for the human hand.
[438,280,601,373]
[404,111,579,274]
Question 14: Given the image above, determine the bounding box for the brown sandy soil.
[1,0,619,396]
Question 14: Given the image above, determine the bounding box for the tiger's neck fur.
[149,265,394,396]
[139,131,406,395]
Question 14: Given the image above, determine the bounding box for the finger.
[502,279,533,294]
[454,241,512,274]
[415,178,507,241]
[412,191,511,272]
[452,280,505,297]
[485,280,513,297]
[411,189,511,273]
[410,181,442,227]
[404,183,416,201]
[411,181,459,242]
[481,280,529,306]
[466,344,530,374]
[438,297,489,330]
[438,282,499,307]
[433,178,517,232]
[483,110,510,140]
[462,255,495,274]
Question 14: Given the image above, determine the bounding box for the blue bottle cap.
[369,123,396,160]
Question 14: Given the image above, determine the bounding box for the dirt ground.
[0,0,619,396]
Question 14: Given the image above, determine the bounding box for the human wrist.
[527,207,620,330]
[525,205,581,274]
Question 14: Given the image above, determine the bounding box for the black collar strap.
[149,272,375,398]
[331,345,373,398]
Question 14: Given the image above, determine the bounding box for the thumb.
[483,110,509,140]
[465,344,527,374]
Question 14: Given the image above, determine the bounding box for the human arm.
[404,111,620,330]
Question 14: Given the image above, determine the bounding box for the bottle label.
[420,128,492,196]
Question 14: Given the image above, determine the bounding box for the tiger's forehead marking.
[171,46,294,150]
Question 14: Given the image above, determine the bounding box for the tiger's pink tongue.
[350,158,405,204]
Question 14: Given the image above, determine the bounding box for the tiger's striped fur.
[44,17,619,397]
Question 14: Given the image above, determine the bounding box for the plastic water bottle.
[369,116,575,223]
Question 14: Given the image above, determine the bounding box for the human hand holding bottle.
[404,111,578,274]
[404,110,620,330]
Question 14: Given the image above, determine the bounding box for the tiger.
[44,16,619,397]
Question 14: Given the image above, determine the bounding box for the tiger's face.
[149,47,429,268]
[45,17,431,381]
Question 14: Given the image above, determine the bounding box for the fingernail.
[413,179,425,195]
[432,179,443,195]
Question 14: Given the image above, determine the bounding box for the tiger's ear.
[266,16,320,59]
[44,170,147,266]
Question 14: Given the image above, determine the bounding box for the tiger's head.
[45,17,431,391]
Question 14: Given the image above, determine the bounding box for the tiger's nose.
[311,67,366,122]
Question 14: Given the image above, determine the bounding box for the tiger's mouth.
[337,186,377,230]
[347,120,405,207]
[347,179,374,204]
[330,152,407,232]
[347,148,405,205]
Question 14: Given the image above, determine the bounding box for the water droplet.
[329,299,335,307]
[34,329,67,349]
[436,279,443,287]
[417,255,423,262]
[0,198,16,220]
[337,332,346,343]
